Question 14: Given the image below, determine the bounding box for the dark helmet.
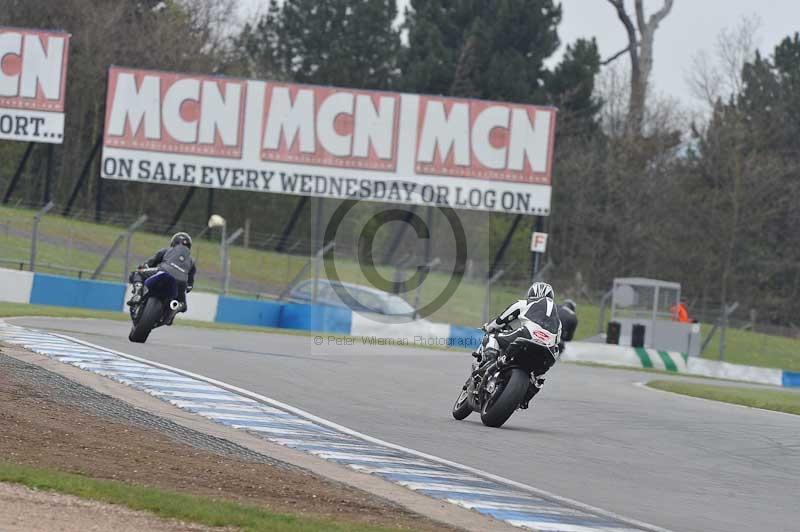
[526,282,554,302]
[170,232,192,249]
[563,299,577,313]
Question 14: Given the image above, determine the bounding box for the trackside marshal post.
[0,27,70,144]
[101,67,558,215]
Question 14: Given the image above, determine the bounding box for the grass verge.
[0,461,398,532]
[647,380,800,415]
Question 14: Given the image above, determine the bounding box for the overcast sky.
[238,0,800,105]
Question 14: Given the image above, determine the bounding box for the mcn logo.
[105,68,246,158]
[415,97,555,185]
[261,84,400,172]
[0,29,69,112]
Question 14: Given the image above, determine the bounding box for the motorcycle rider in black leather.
[557,299,578,353]
[127,232,196,325]
[474,282,562,408]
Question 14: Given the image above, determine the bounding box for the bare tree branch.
[601,44,635,66]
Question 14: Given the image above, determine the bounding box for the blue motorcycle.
[128,267,182,343]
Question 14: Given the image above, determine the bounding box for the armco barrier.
[564,342,689,373]
[29,273,126,312]
[448,325,484,350]
[686,357,783,386]
[216,296,281,328]
[564,340,800,388]
[2,267,797,387]
[783,371,800,387]
[279,302,352,334]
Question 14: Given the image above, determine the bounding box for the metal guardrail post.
[413,258,441,319]
[222,227,244,295]
[122,215,148,282]
[92,235,124,279]
[29,201,55,272]
[482,269,505,324]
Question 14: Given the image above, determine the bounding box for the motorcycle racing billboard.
[0,27,70,144]
[101,67,557,215]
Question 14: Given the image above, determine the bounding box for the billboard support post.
[531,216,544,281]
[64,135,103,216]
[166,187,196,234]
[382,205,419,264]
[312,197,324,303]
[94,164,104,222]
[489,213,523,278]
[3,143,36,204]
[276,196,309,252]
[43,145,55,205]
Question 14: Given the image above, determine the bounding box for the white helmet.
[527,282,554,301]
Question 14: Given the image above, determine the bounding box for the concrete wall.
[0,269,34,303]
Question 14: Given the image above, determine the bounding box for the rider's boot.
[520,377,545,409]
[126,283,143,306]
[473,347,499,376]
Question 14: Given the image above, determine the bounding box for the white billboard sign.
[101,68,558,214]
[0,27,70,144]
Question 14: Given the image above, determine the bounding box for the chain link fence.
[3,199,799,342]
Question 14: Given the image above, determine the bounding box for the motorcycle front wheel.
[129,298,162,343]
[480,368,529,428]
[452,377,474,420]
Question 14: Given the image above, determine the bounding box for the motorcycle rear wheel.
[480,368,529,428]
[129,298,162,343]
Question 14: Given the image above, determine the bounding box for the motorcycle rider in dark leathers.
[557,298,578,353]
[473,282,562,409]
[127,232,196,324]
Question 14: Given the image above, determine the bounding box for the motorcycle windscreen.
[523,298,561,335]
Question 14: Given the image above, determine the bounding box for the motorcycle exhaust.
[169,300,181,311]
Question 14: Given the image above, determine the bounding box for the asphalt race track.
[10,317,800,532]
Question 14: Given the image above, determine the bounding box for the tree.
[604,0,675,136]
[239,0,401,90]
[0,0,234,216]
[545,38,603,137]
[401,0,562,103]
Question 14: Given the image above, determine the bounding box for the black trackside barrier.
[632,324,646,348]
[606,321,621,345]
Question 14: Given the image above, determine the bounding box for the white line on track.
[632,381,799,419]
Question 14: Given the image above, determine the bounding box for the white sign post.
[101,68,558,215]
[530,232,548,253]
[0,27,70,144]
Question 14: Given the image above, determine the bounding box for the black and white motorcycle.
[452,298,561,428]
